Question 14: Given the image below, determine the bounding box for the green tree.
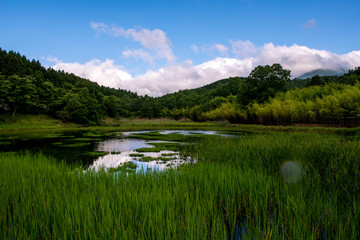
[104,95,123,118]
[307,75,324,86]
[0,75,37,117]
[55,88,103,124]
[0,74,10,112]
[242,63,291,105]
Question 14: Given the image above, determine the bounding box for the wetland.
[0,129,234,173]
[1,124,360,239]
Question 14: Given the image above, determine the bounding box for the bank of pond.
[1,129,359,239]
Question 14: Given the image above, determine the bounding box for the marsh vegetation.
[1,127,360,239]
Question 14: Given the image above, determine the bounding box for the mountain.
[297,69,346,79]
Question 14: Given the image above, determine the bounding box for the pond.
[0,130,237,173]
[90,137,192,172]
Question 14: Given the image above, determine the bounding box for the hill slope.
[1,48,359,125]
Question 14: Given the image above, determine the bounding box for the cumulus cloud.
[91,21,175,62]
[254,43,359,77]
[122,49,154,64]
[51,59,132,89]
[51,42,360,97]
[214,44,229,55]
[230,40,258,58]
[201,43,229,56]
[304,19,316,29]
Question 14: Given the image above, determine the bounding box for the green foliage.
[1,48,360,126]
[82,152,108,157]
[0,74,38,116]
[54,88,104,124]
[1,132,360,239]
[249,82,360,125]
[108,161,137,173]
[0,48,142,123]
[242,63,291,105]
[136,142,180,153]
[201,97,247,123]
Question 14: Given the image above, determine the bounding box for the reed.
[1,132,359,239]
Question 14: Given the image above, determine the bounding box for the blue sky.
[1,0,360,96]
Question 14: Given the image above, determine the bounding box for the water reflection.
[95,139,151,152]
[159,130,236,137]
[0,130,233,173]
[159,130,218,135]
[90,133,196,172]
[89,150,191,172]
[88,130,239,172]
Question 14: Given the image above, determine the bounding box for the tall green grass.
[1,132,359,239]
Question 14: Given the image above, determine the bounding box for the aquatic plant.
[1,131,359,239]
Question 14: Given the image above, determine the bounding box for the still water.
[91,137,191,172]
[0,130,235,172]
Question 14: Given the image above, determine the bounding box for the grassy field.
[2,113,360,137]
[0,114,79,134]
[1,130,359,239]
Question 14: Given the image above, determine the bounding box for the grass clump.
[1,131,360,239]
[135,147,161,153]
[136,142,180,153]
[81,132,103,138]
[110,151,121,154]
[71,137,100,142]
[139,156,177,162]
[82,152,108,157]
[129,131,186,141]
[108,161,137,173]
[0,141,11,145]
[60,142,91,148]
[161,153,177,157]
[138,156,154,162]
[129,153,144,157]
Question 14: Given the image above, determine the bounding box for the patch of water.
[0,129,233,173]
[89,149,192,172]
[93,130,239,172]
[159,130,218,135]
[159,130,236,137]
[90,136,193,172]
[95,138,151,152]
[122,131,152,137]
[122,130,237,137]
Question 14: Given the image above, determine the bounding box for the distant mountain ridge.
[297,69,346,79]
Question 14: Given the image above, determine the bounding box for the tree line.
[1,48,359,126]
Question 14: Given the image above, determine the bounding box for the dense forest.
[1,48,360,125]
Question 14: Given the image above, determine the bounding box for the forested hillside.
[1,48,359,126]
[0,48,141,124]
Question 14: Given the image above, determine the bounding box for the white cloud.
[122,49,154,64]
[201,43,229,56]
[52,59,132,89]
[230,40,258,58]
[254,43,359,77]
[304,19,316,29]
[41,56,63,67]
[90,22,113,34]
[51,42,360,97]
[126,28,171,51]
[91,21,175,62]
[214,44,229,55]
